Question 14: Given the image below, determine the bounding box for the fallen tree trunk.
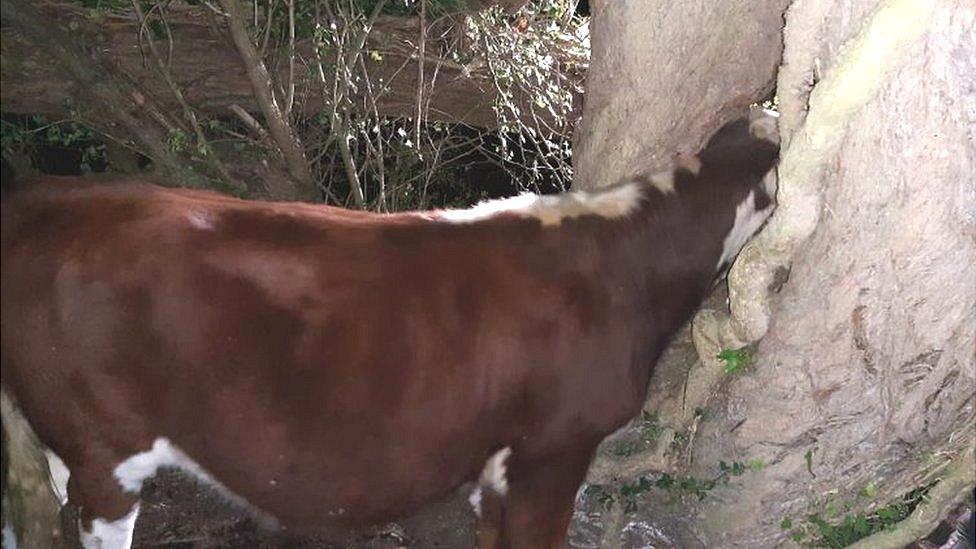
[0,1,582,132]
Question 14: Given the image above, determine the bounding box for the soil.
[133,469,475,548]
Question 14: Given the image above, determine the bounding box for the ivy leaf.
[717,348,751,374]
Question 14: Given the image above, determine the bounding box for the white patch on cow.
[79,503,138,549]
[44,450,70,506]
[647,153,702,194]
[439,183,643,226]
[480,447,513,495]
[112,438,274,528]
[187,210,215,230]
[468,486,483,518]
[647,168,676,194]
[468,447,513,518]
[2,523,18,549]
[717,189,773,269]
[761,165,778,198]
[113,438,216,494]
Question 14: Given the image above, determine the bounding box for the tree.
[573,0,975,547]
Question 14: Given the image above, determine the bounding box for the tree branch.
[218,0,318,201]
[1,0,207,186]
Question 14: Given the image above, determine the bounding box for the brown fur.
[1,118,777,547]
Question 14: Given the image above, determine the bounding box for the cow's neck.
[604,187,730,393]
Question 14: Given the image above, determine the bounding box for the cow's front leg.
[473,444,595,549]
[65,448,142,549]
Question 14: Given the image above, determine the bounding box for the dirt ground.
[134,469,475,548]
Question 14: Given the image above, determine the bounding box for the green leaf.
[717,347,751,374]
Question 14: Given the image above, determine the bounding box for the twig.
[414,0,426,155]
[220,0,318,201]
[228,104,269,141]
[285,0,296,117]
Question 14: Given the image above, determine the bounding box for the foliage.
[295,0,585,209]
[1,114,106,174]
[717,347,752,375]
[27,0,589,208]
[610,409,664,456]
[463,2,584,191]
[587,458,767,514]
[783,483,936,548]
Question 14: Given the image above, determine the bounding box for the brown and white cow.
[0,112,778,549]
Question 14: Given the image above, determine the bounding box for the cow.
[0,111,779,549]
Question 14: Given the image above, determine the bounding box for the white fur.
[112,438,271,527]
[112,438,217,494]
[469,446,513,518]
[468,486,483,517]
[79,504,138,549]
[187,210,215,230]
[748,108,780,143]
[44,450,70,506]
[647,154,704,194]
[481,446,512,495]
[440,183,643,226]
[717,190,773,269]
[647,168,677,194]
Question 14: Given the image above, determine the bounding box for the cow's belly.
[156,417,487,531]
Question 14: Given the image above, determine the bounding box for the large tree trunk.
[572,0,975,547]
[572,1,787,189]
[690,0,976,545]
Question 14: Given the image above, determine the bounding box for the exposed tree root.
[847,444,975,549]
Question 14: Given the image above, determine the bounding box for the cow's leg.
[475,444,595,549]
[67,459,140,549]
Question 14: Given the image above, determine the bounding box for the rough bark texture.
[689,2,976,545]
[569,0,975,547]
[1,394,65,549]
[572,1,788,190]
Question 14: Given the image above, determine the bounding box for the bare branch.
[219,0,318,201]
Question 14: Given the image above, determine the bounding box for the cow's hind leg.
[474,444,595,549]
[67,457,140,549]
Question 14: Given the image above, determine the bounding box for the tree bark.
[688,1,976,545]
[1,393,65,549]
[570,0,974,547]
[0,2,580,133]
[572,1,787,189]
[218,0,318,201]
